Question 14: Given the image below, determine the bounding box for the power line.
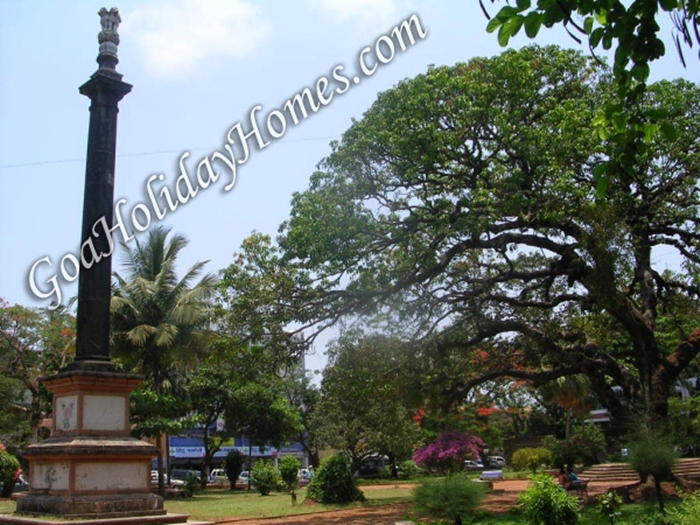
[0,135,338,170]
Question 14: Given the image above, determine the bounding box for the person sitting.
[567,466,579,483]
[558,467,571,490]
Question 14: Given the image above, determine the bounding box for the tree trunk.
[653,476,665,514]
[157,434,165,497]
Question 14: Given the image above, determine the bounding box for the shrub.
[511,447,553,473]
[251,460,279,496]
[412,474,487,525]
[597,490,623,525]
[518,472,579,525]
[412,431,485,476]
[224,449,245,488]
[0,449,20,498]
[398,459,420,479]
[668,490,700,525]
[543,424,607,468]
[306,454,365,504]
[180,472,199,498]
[279,455,301,491]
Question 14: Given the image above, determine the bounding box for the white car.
[150,470,184,487]
[487,456,506,468]
[209,468,228,485]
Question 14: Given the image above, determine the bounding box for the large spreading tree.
[275,45,700,430]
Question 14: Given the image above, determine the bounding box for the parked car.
[170,469,200,485]
[237,470,250,484]
[464,460,484,470]
[234,470,255,489]
[298,468,313,487]
[150,470,184,487]
[209,468,228,486]
[487,456,506,468]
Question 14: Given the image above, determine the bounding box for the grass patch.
[163,485,413,522]
[0,499,15,515]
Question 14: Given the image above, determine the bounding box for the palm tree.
[540,374,596,439]
[110,226,218,493]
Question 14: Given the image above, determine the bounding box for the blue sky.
[1,1,698,373]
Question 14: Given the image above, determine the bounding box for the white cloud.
[308,0,413,35]
[123,0,271,77]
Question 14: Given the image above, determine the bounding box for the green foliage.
[276,42,700,435]
[668,490,700,525]
[627,437,677,484]
[398,459,420,480]
[310,333,421,472]
[0,448,20,498]
[668,395,700,455]
[597,490,623,525]
[511,447,553,473]
[111,226,218,391]
[180,472,199,498]
[0,299,75,447]
[227,382,302,450]
[306,454,365,504]
[543,424,607,467]
[279,455,301,491]
[482,0,700,196]
[412,474,487,525]
[224,449,245,487]
[251,460,279,496]
[518,472,579,525]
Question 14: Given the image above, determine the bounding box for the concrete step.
[581,458,700,483]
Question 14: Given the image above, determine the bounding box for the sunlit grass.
[163,485,413,522]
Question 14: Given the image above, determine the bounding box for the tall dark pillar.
[7,10,180,523]
[73,9,131,369]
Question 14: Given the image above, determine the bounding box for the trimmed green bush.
[518,472,579,525]
[224,449,244,488]
[279,455,301,491]
[251,460,279,496]
[0,449,20,498]
[306,454,365,504]
[413,474,487,525]
[511,447,553,473]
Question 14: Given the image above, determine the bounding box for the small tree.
[251,460,279,496]
[224,449,244,489]
[306,454,365,504]
[512,447,553,473]
[279,455,301,492]
[0,448,20,498]
[627,436,677,513]
[518,472,579,525]
[412,431,484,476]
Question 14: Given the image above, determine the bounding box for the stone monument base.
[14,493,164,518]
[14,369,168,521]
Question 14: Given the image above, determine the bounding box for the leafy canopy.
[277,45,700,427]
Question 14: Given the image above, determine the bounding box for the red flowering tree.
[413,431,485,475]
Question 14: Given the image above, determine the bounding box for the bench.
[479,470,503,480]
[568,479,589,498]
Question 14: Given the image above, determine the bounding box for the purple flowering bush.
[412,431,485,475]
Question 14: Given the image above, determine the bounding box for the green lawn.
[162,485,414,522]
